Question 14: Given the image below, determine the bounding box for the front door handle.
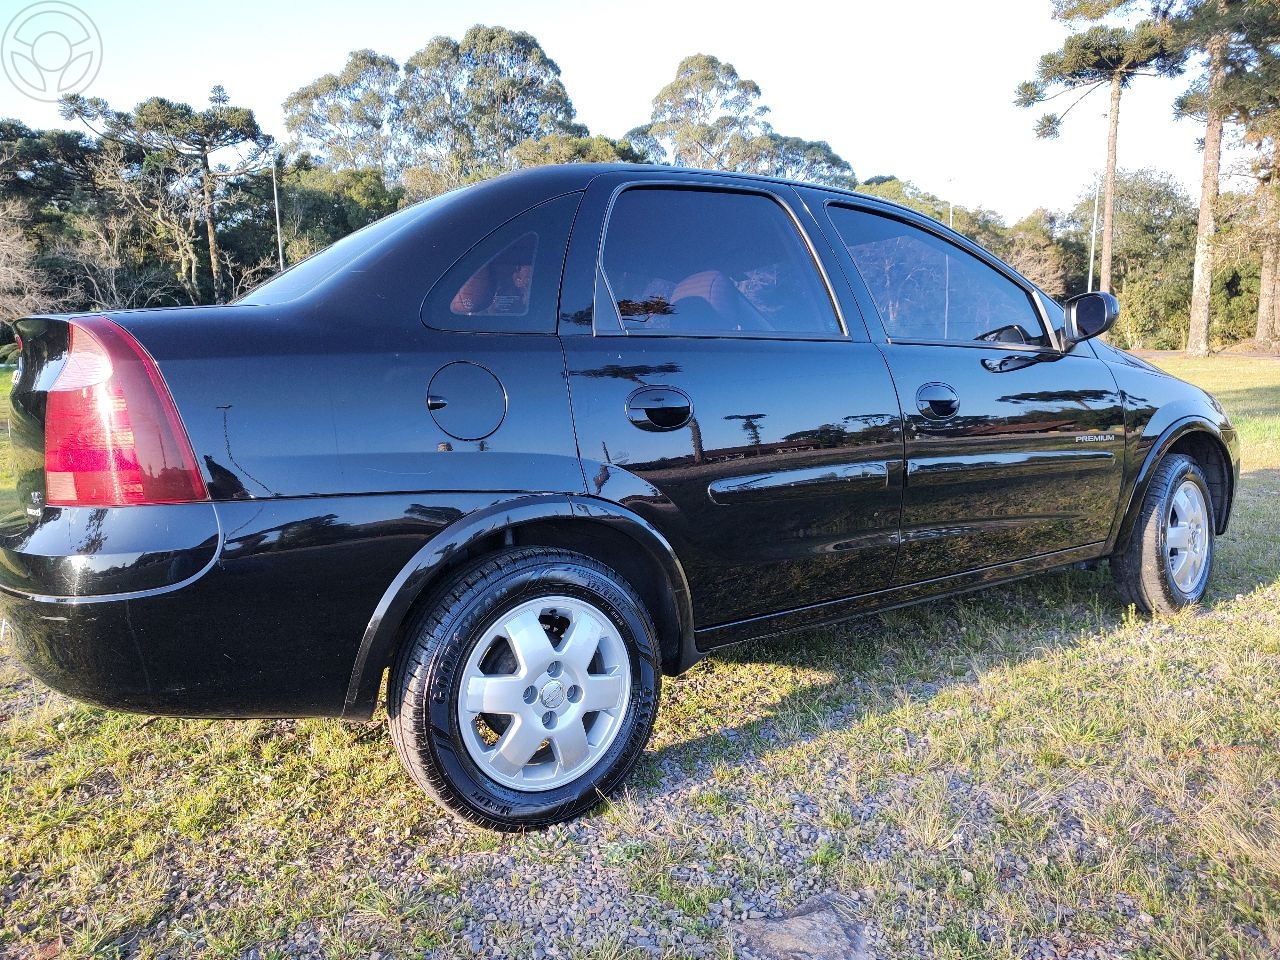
[625,386,693,432]
[915,382,960,420]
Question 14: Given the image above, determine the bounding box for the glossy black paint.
[878,341,1127,584]
[0,163,1240,721]
[9,493,493,716]
[563,336,906,627]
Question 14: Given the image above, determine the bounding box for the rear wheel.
[1111,453,1215,614]
[388,547,661,829]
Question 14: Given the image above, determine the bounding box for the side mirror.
[1062,291,1119,347]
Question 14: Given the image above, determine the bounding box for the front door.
[822,203,1126,583]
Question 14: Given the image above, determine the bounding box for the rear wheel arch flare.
[504,515,691,677]
[342,497,695,719]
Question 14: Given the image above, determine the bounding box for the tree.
[62,86,270,303]
[0,200,50,322]
[628,53,856,187]
[510,133,644,168]
[397,26,584,194]
[255,157,402,264]
[284,50,401,179]
[747,134,856,189]
[397,36,472,192]
[84,138,206,303]
[1216,39,1280,348]
[1257,167,1280,348]
[1006,209,1071,298]
[855,177,1007,252]
[459,25,584,168]
[1178,1,1231,354]
[1166,0,1280,353]
[0,121,100,216]
[1061,168,1198,346]
[629,54,770,168]
[1016,21,1182,293]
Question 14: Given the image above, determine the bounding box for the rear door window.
[599,187,843,337]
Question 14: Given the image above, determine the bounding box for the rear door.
[559,175,904,628]
[816,200,1126,583]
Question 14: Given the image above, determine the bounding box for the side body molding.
[341,494,696,718]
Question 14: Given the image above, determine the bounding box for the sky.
[0,0,1247,223]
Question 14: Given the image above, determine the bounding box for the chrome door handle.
[624,386,693,432]
[915,382,959,420]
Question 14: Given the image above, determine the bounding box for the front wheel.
[388,547,661,830]
[1111,453,1216,614]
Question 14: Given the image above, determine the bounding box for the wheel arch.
[341,494,696,719]
[1112,417,1236,556]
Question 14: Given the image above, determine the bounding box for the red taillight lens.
[45,316,208,506]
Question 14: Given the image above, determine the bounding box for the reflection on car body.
[0,163,1239,830]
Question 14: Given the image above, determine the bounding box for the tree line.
[0,9,1276,355]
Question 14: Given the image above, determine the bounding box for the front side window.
[600,187,842,337]
[827,205,1050,347]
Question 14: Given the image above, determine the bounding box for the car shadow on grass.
[636,563,1127,785]
[635,494,1278,795]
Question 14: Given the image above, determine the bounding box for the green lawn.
[1,355,1278,960]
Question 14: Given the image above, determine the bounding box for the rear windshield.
[237,193,450,306]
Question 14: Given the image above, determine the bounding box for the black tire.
[388,547,661,830]
[1111,453,1215,614]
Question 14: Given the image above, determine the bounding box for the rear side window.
[600,187,841,337]
[827,205,1051,348]
[424,193,582,333]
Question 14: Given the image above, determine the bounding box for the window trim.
[822,199,1060,353]
[592,180,851,341]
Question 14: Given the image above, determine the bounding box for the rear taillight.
[44,316,207,507]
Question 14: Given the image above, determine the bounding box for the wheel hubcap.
[457,595,630,792]
[1165,479,1210,595]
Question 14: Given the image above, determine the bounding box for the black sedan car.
[1,164,1238,829]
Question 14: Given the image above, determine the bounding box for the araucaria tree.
[1168,0,1280,354]
[1016,20,1182,294]
[62,87,271,303]
[1220,42,1280,348]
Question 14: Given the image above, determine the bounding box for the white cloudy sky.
[1,0,1250,222]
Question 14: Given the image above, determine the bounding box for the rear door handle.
[625,386,693,432]
[915,382,959,420]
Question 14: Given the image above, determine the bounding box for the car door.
[559,176,905,628]
[817,199,1126,584]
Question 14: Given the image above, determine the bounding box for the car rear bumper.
[0,495,486,718]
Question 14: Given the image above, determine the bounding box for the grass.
[1,354,1279,959]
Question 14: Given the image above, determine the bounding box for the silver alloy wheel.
[1165,478,1210,594]
[457,595,631,792]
